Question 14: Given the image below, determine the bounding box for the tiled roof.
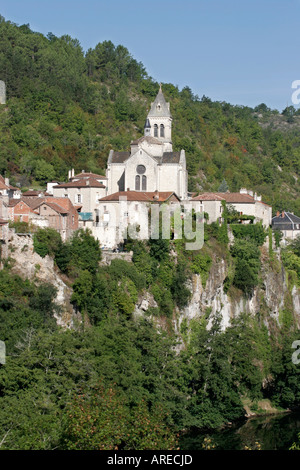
[22,190,44,196]
[192,192,271,206]
[71,172,107,180]
[131,136,163,146]
[99,191,179,203]
[40,201,68,214]
[191,193,224,201]
[54,179,106,189]
[109,151,130,164]
[272,211,300,229]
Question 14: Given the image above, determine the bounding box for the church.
[90,85,188,248]
[106,85,188,201]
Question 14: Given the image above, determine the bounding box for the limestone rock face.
[4,231,80,328]
[177,251,300,334]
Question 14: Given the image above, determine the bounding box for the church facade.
[106,85,188,201]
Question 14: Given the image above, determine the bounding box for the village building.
[95,190,181,248]
[52,170,107,225]
[0,175,21,199]
[272,211,300,240]
[8,195,78,240]
[191,189,272,228]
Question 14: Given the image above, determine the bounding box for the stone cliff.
[2,229,80,328]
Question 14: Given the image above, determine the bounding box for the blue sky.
[1,0,300,111]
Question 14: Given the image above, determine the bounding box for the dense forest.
[1,16,300,450]
[1,16,300,214]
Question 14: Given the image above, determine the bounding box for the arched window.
[154,124,158,137]
[160,124,165,137]
[135,175,140,190]
[142,175,147,191]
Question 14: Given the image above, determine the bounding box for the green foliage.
[62,383,177,450]
[33,227,62,258]
[231,223,266,246]
[8,220,31,233]
[230,239,261,294]
[190,251,212,286]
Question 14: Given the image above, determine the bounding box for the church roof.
[147,85,172,118]
[159,152,181,163]
[109,151,131,163]
[131,136,163,146]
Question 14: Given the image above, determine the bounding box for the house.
[8,195,78,240]
[8,198,37,223]
[31,197,78,241]
[95,190,181,249]
[0,175,21,199]
[52,171,107,223]
[272,211,300,240]
[191,189,272,228]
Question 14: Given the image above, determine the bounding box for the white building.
[106,85,188,201]
[192,189,272,228]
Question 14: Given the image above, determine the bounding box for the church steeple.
[146,84,172,151]
[147,84,172,119]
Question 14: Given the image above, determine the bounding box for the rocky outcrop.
[3,230,80,328]
[178,249,300,334]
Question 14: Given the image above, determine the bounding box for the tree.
[33,227,62,258]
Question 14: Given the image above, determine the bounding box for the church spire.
[147,84,172,118]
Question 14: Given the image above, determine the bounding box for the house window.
[160,124,165,137]
[154,124,158,137]
[135,175,140,190]
[76,194,82,203]
[142,175,147,191]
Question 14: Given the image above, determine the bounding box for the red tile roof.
[192,192,271,206]
[72,172,107,180]
[54,178,106,189]
[99,191,180,203]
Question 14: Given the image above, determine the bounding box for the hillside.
[1,16,300,215]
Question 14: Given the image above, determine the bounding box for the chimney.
[282,211,285,218]
[68,170,71,180]
[71,169,75,178]
[276,211,280,217]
